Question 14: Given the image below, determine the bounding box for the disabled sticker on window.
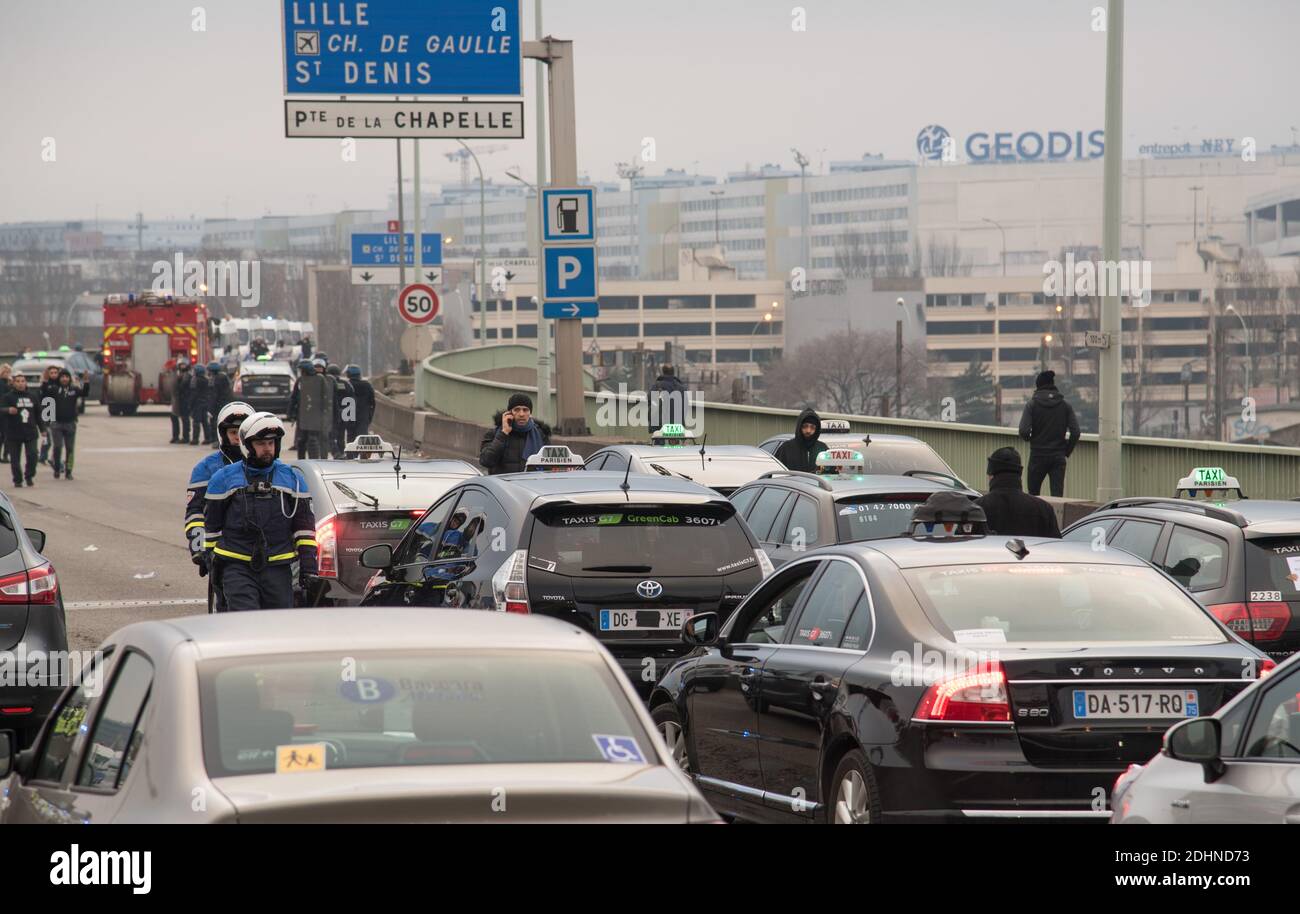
[592,734,646,764]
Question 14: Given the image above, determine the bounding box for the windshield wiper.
[582,564,653,573]
[331,480,380,509]
[648,463,693,481]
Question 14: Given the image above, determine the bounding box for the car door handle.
[738,668,759,681]
[809,676,836,700]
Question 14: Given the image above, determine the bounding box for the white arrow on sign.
[352,266,441,286]
[563,303,580,317]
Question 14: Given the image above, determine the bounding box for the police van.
[1062,466,1300,660]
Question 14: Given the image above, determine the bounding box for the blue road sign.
[543,246,597,303]
[282,0,522,96]
[541,187,596,243]
[543,301,598,320]
[350,233,442,266]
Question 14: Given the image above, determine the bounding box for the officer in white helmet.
[184,401,255,611]
[203,412,318,610]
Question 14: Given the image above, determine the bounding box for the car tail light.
[0,707,33,716]
[316,515,338,579]
[755,548,774,578]
[0,563,58,605]
[914,659,1010,722]
[1260,658,1277,678]
[1209,602,1291,641]
[491,550,529,614]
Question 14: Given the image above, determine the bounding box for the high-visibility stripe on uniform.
[214,547,253,561]
[269,551,297,562]
[184,520,204,531]
[295,538,317,549]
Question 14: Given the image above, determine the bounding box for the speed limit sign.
[397,283,439,325]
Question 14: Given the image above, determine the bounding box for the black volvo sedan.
[648,534,1272,823]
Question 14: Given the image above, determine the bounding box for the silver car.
[0,609,717,823]
[586,444,785,496]
[1111,652,1300,823]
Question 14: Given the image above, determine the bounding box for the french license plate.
[600,609,693,632]
[1072,689,1199,720]
[255,386,278,394]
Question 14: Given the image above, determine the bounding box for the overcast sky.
[1,0,1295,223]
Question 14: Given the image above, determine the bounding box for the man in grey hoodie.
[1018,370,1080,497]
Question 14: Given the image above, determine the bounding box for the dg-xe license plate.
[600,609,692,632]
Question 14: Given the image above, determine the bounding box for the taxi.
[1063,466,1300,660]
[728,449,981,569]
[289,436,482,606]
[587,426,785,496]
[758,419,968,488]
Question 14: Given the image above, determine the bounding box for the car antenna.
[1005,538,1029,560]
[393,444,403,492]
[619,452,633,498]
[698,434,707,472]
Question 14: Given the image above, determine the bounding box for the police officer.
[291,360,332,459]
[204,412,317,611]
[325,364,352,457]
[344,365,375,443]
[169,359,191,444]
[208,361,231,447]
[185,401,254,611]
[190,363,211,445]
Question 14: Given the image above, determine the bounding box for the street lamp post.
[1181,361,1193,434]
[981,217,1006,423]
[792,148,810,273]
[616,160,644,279]
[456,139,488,346]
[507,168,551,424]
[747,303,778,398]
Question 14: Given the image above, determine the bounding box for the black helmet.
[238,412,285,467]
[326,364,341,377]
[345,364,361,379]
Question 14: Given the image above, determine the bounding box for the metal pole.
[414,137,423,288]
[982,217,1005,423]
[478,151,487,345]
[396,141,407,289]
[895,317,903,418]
[534,0,550,423]
[526,37,585,434]
[1096,0,1125,502]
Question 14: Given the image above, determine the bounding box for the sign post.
[397,283,440,326]
[537,181,598,432]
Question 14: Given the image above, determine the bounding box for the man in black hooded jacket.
[1018,370,1080,497]
[774,408,828,473]
[975,447,1060,537]
[648,365,688,435]
[480,393,552,475]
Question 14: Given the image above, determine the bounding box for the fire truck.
[101,292,214,415]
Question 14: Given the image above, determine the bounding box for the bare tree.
[759,329,930,417]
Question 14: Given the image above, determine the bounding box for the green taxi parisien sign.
[1193,467,1227,486]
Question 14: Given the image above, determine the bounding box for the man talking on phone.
[479,393,551,475]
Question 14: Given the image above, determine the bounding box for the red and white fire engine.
[101,292,214,415]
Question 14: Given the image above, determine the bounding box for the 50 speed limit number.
[397,283,439,325]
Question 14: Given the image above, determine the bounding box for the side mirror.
[359,543,393,569]
[26,529,46,553]
[683,612,720,648]
[0,730,14,778]
[1166,717,1225,782]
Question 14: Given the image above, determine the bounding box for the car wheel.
[651,702,690,773]
[827,749,881,824]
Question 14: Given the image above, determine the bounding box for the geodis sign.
[917,124,1105,163]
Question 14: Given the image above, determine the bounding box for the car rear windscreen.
[200,650,652,776]
[1244,537,1300,599]
[903,563,1227,646]
[530,503,756,576]
[835,495,931,541]
[827,440,952,476]
[326,474,463,511]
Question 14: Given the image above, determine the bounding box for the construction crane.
[445,145,509,186]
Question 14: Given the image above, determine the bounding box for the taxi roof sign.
[815,448,866,475]
[525,446,586,472]
[1176,466,1245,499]
[820,419,851,432]
[344,434,398,459]
[651,423,697,446]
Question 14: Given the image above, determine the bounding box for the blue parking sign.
[543,246,597,302]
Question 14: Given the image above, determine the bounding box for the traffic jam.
[2,401,1297,826]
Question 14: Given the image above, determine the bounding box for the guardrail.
[415,344,1300,499]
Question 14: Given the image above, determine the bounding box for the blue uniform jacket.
[204,460,317,575]
[184,450,238,555]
